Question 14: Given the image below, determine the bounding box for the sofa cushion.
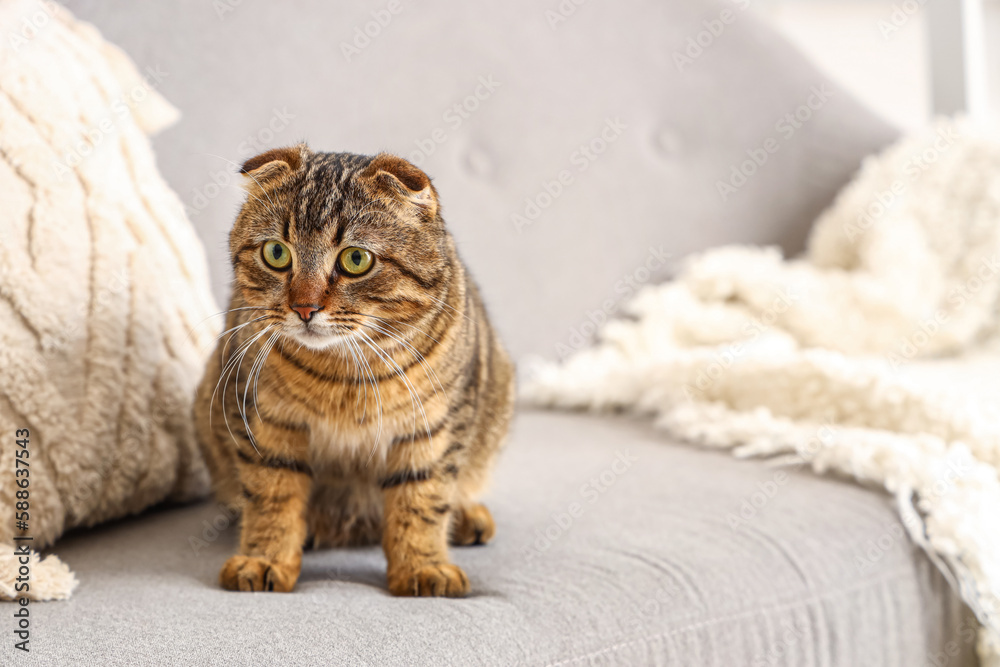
[16,411,974,666]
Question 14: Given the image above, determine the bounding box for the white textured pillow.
[0,0,218,598]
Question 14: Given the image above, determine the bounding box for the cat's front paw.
[220,555,298,592]
[450,503,495,546]
[387,562,470,597]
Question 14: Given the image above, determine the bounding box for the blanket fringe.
[0,545,78,601]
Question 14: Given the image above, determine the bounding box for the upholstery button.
[655,128,680,157]
[463,148,493,177]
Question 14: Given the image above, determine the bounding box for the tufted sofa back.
[63,0,897,360]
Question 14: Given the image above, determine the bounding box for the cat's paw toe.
[220,555,297,592]
[388,562,470,597]
[450,503,495,546]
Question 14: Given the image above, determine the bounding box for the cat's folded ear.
[240,144,308,190]
[361,154,438,217]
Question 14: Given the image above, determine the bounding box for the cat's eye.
[262,240,292,270]
[338,247,374,276]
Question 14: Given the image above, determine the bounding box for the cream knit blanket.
[524,119,1000,664]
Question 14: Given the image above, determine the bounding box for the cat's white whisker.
[231,326,276,454]
[356,328,432,453]
[424,293,477,325]
[342,334,366,418]
[216,324,275,455]
[360,319,447,402]
[216,315,272,351]
[245,330,280,436]
[366,313,443,345]
[348,336,383,465]
[210,323,270,427]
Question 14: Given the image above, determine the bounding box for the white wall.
[757,0,1000,130]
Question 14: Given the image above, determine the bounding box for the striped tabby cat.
[194,146,514,597]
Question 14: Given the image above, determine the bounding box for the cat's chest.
[308,402,409,452]
[265,345,449,462]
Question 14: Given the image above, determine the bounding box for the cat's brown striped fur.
[193,146,514,596]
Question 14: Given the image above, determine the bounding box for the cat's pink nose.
[291,304,321,322]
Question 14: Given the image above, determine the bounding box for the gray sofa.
[31,0,976,665]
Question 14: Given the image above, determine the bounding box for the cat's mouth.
[286,319,355,351]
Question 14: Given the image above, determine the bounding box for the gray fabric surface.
[8,411,976,667]
[61,0,897,361]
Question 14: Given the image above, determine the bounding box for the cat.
[193,146,515,597]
